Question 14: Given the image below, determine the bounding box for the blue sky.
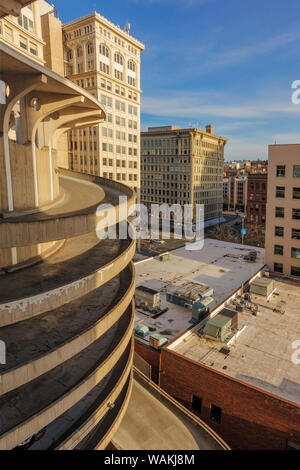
[54,0,300,160]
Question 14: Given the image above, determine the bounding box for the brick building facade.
[246,174,267,237]
[134,341,300,450]
[159,348,300,451]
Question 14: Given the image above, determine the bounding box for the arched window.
[114,52,123,65]
[99,44,110,75]
[114,53,124,81]
[86,43,94,55]
[127,60,136,87]
[128,60,136,72]
[65,48,72,61]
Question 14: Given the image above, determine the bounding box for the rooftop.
[134,239,265,344]
[170,276,300,405]
[63,11,145,50]
[141,126,227,141]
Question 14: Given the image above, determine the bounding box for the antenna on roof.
[124,22,131,34]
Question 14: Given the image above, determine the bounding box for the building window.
[293,165,300,178]
[4,25,13,41]
[210,404,222,424]
[276,165,285,177]
[274,245,284,256]
[292,208,300,220]
[29,42,37,55]
[291,247,300,259]
[114,53,123,81]
[192,395,202,414]
[99,44,109,57]
[275,226,284,237]
[274,263,283,273]
[276,186,285,198]
[292,228,300,240]
[99,44,110,74]
[291,266,300,277]
[114,53,123,65]
[87,43,94,55]
[115,69,123,80]
[19,35,27,50]
[293,187,300,199]
[100,61,109,74]
[128,76,136,87]
[275,207,284,218]
[128,60,136,72]
[18,14,34,33]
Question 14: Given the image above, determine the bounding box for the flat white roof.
[134,239,265,344]
[170,276,300,405]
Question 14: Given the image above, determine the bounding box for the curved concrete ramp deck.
[0,234,130,303]
[1,174,117,221]
[0,174,127,249]
[112,371,229,450]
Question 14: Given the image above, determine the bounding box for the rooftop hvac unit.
[134,323,149,338]
[149,334,168,350]
[250,278,274,297]
[191,297,214,324]
[203,308,238,342]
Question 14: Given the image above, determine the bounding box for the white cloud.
[208,30,300,69]
[141,92,300,120]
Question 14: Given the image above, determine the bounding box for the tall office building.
[265,144,300,278]
[141,125,227,222]
[62,13,144,192]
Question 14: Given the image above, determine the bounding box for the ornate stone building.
[141,125,227,222]
[62,13,144,193]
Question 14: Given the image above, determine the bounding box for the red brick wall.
[160,348,300,450]
[247,175,267,236]
[134,340,161,384]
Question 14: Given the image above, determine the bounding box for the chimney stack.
[206,124,214,134]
